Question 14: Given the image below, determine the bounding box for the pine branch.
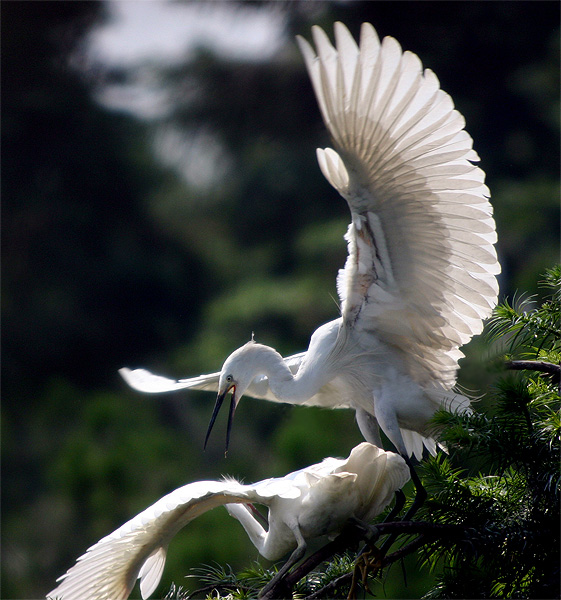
[505,360,560,384]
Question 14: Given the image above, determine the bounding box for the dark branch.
[368,521,463,538]
[383,533,429,565]
[260,521,465,599]
[505,360,560,384]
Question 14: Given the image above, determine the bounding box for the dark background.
[2,1,559,598]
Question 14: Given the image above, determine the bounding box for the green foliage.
[168,553,364,600]
[487,265,561,358]
[419,267,560,599]
[180,562,277,599]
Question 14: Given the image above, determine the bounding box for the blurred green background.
[2,1,559,598]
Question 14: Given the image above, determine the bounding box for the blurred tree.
[157,0,559,381]
[2,1,207,596]
[2,1,207,398]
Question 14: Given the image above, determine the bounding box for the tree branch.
[260,521,465,599]
[505,360,560,384]
[368,521,463,538]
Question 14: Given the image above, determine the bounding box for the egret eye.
[226,375,233,383]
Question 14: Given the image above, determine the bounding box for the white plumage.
[120,22,499,460]
[47,443,409,600]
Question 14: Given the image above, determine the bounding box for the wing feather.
[118,368,220,394]
[47,480,276,600]
[138,547,167,599]
[298,23,500,388]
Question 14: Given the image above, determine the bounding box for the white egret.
[120,23,499,464]
[47,443,409,600]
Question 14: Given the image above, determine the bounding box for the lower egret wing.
[47,480,270,600]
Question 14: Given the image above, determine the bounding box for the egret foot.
[259,519,373,600]
[348,545,384,600]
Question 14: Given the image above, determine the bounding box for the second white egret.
[47,443,409,600]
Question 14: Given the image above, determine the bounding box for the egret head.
[204,342,259,454]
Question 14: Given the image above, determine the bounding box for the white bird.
[120,22,499,463]
[47,443,410,600]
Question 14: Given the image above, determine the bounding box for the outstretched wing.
[119,352,306,400]
[119,367,220,394]
[298,23,500,388]
[47,479,299,600]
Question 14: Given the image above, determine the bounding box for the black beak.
[204,385,236,455]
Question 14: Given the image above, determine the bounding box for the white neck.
[248,344,324,403]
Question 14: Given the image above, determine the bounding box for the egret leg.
[377,459,426,555]
[356,408,383,447]
[258,527,307,599]
[371,392,427,520]
[383,489,406,524]
[401,455,427,522]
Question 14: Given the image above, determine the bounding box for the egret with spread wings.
[121,23,499,464]
[47,443,409,600]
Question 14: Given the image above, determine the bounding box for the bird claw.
[348,545,384,600]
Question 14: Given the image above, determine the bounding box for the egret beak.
[204,385,237,455]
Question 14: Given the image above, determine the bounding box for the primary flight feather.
[120,22,500,461]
